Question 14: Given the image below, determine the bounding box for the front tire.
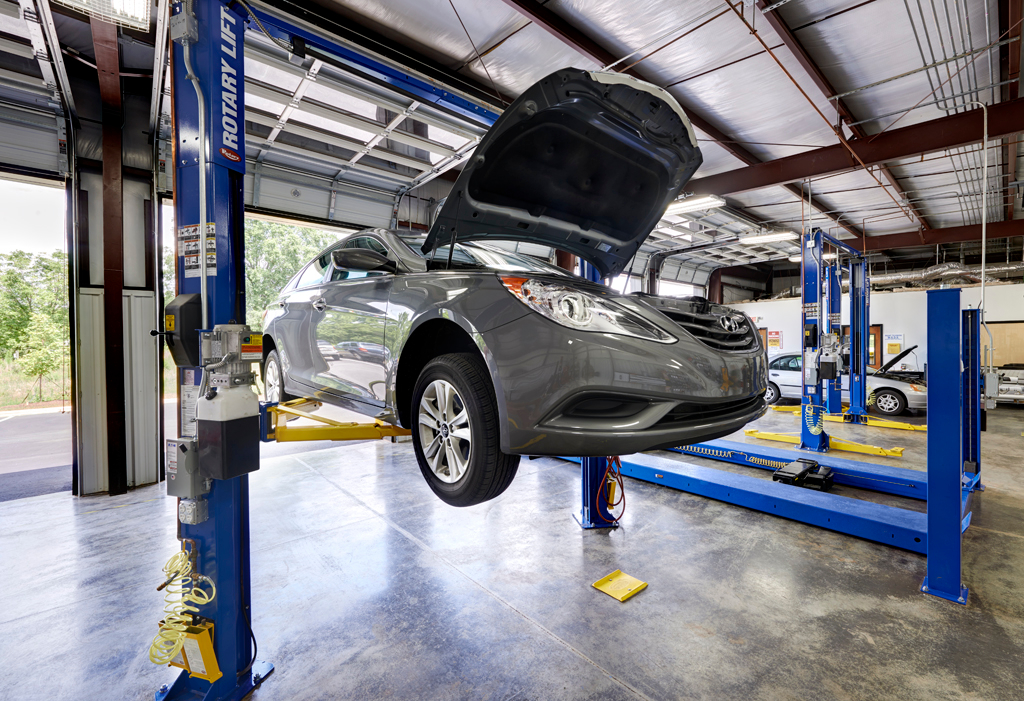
[765,382,781,405]
[874,389,906,416]
[412,353,519,507]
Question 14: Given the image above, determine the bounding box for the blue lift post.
[574,262,618,528]
[799,228,829,452]
[157,3,502,699]
[161,1,269,699]
[823,263,843,413]
[846,258,870,420]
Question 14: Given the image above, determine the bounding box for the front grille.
[660,309,757,351]
[654,395,764,428]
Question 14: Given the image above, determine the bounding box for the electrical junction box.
[165,294,202,368]
[166,438,207,499]
[803,322,818,349]
[164,620,222,683]
[803,349,819,388]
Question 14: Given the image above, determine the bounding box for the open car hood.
[877,345,919,373]
[421,69,703,278]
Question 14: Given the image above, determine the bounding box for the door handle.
[771,372,779,376]
[312,298,327,312]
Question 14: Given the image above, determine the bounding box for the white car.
[765,347,927,416]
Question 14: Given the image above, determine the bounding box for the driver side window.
[786,356,803,371]
[769,356,790,370]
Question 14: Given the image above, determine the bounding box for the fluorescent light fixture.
[740,231,799,245]
[664,195,725,215]
[788,252,837,262]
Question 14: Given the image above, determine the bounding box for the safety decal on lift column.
[165,314,175,331]
[240,334,263,361]
[177,223,216,277]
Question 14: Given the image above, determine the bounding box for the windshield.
[397,236,578,277]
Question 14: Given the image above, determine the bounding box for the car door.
[312,236,394,406]
[769,355,803,397]
[274,250,337,388]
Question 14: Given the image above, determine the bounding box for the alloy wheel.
[417,379,472,483]
[265,358,281,403]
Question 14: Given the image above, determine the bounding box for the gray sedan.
[261,68,767,507]
[765,348,927,415]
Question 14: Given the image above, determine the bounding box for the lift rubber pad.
[612,453,927,554]
[673,439,927,500]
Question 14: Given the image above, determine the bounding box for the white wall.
[731,283,1024,371]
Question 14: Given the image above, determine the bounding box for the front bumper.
[482,313,767,456]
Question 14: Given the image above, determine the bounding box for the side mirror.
[332,248,397,274]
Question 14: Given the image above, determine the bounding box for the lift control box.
[772,459,834,491]
[165,293,202,368]
[166,437,208,499]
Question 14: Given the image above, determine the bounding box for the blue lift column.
[847,259,869,420]
[160,1,271,699]
[800,228,829,452]
[823,263,842,413]
[921,289,974,604]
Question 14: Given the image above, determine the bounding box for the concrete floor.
[1,406,1022,700]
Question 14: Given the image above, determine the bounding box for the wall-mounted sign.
[768,330,782,349]
[884,333,903,355]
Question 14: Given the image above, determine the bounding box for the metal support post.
[962,309,983,491]
[573,457,618,529]
[161,0,273,698]
[823,263,842,413]
[847,258,869,419]
[800,229,829,452]
[921,289,970,605]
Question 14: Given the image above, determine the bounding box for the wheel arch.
[394,314,509,448]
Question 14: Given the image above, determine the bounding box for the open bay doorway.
[0,175,72,501]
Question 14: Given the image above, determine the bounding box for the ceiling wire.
[723,0,918,227]
[446,0,507,106]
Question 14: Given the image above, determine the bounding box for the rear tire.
[765,382,781,405]
[412,353,519,507]
[263,350,297,404]
[874,389,906,416]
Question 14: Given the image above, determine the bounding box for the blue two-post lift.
[158,2,503,700]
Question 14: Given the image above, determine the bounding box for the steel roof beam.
[754,0,930,230]
[495,0,860,239]
[690,97,1024,197]
[849,219,1024,252]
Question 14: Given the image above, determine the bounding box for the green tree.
[243,219,337,330]
[18,312,67,401]
[0,251,34,357]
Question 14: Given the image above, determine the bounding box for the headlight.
[909,384,924,393]
[501,276,676,343]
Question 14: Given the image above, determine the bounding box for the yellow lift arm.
[261,399,411,443]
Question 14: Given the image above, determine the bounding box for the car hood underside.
[422,68,703,279]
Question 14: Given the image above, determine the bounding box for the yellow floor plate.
[769,405,926,431]
[744,429,905,458]
[593,570,648,602]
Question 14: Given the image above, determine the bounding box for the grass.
[0,357,71,408]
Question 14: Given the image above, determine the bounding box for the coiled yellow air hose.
[803,403,825,435]
[149,550,216,666]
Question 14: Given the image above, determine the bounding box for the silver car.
[261,68,768,506]
[765,347,927,415]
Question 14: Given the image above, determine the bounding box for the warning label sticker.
[177,223,217,278]
[240,333,263,361]
[165,314,175,331]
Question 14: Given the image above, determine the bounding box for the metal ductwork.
[865,262,1024,286]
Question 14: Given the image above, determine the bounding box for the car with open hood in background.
[765,345,926,415]
[261,68,768,507]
